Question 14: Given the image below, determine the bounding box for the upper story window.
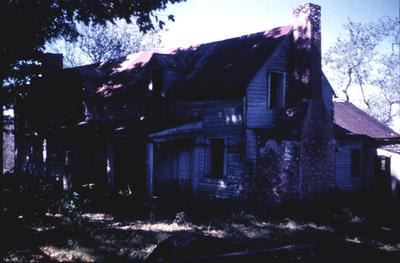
[268,71,286,109]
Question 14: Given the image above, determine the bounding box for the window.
[351,149,361,177]
[268,72,285,109]
[207,138,226,178]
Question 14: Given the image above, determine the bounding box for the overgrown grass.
[1,175,400,262]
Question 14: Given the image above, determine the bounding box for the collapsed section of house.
[14,3,400,204]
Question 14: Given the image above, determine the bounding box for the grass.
[1,175,400,262]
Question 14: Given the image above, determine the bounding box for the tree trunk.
[1,72,4,176]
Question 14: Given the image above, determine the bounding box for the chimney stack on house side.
[292,3,322,98]
[292,3,335,198]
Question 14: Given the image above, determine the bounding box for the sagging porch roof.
[150,120,203,141]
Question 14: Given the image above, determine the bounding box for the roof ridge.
[106,25,294,64]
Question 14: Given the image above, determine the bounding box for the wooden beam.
[146,142,154,198]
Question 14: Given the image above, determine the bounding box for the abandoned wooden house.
[14,3,400,205]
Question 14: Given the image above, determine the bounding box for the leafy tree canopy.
[0,0,184,83]
[46,20,161,67]
[323,16,400,126]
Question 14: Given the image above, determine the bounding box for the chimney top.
[293,3,321,16]
[292,2,322,98]
[292,3,321,51]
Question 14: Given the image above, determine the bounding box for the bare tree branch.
[323,16,400,127]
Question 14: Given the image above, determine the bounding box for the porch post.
[63,150,72,191]
[146,142,154,198]
[106,141,115,192]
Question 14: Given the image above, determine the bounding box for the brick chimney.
[292,3,335,198]
[292,3,321,98]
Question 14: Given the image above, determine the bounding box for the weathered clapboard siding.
[195,135,246,199]
[244,36,292,183]
[154,135,247,199]
[167,99,244,133]
[153,139,195,195]
[154,141,184,195]
[335,141,367,191]
[153,97,246,198]
[163,70,183,94]
[245,129,257,162]
[246,35,291,129]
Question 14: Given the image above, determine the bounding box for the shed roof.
[334,101,399,139]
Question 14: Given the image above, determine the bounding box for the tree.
[0,0,185,174]
[323,16,400,127]
[47,20,162,67]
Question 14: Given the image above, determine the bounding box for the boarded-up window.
[207,138,225,178]
[268,72,285,109]
[351,149,361,177]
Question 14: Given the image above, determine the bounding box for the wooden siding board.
[335,141,367,191]
[245,129,257,162]
[246,36,291,129]
[196,136,245,199]
[167,99,243,132]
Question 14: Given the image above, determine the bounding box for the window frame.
[205,137,227,179]
[267,71,286,109]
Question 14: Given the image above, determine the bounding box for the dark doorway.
[73,137,107,193]
[113,141,146,199]
[374,156,391,200]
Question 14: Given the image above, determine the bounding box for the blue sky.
[159,0,399,54]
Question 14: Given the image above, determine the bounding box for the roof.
[334,101,399,139]
[169,26,293,100]
[75,25,293,101]
[150,121,203,140]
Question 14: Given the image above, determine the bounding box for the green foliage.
[0,0,184,63]
[0,0,185,102]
